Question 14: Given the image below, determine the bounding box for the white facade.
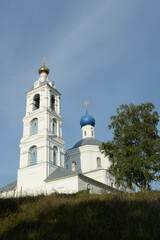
[65,144,110,173]
[0,64,127,198]
[17,65,65,193]
[65,111,114,187]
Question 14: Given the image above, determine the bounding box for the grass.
[0,191,160,240]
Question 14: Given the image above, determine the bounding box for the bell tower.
[17,63,65,193]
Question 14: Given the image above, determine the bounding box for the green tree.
[100,103,160,191]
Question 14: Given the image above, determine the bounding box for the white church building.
[0,64,126,197]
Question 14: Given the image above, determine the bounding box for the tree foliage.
[100,103,160,191]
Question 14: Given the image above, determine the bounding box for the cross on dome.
[83,100,89,109]
[80,101,95,128]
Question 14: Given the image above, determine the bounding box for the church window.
[33,94,40,110]
[51,95,55,111]
[97,157,101,168]
[52,119,57,135]
[30,118,38,135]
[53,146,57,165]
[84,131,87,136]
[72,161,77,171]
[29,146,37,165]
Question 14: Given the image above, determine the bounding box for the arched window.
[51,95,55,111]
[97,157,101,168]
[72,161,77,171]
[52,119,57,135]
[33,94,40,110]
[30,118,38,135]
[53,146,57,165]
[29,146,37,165]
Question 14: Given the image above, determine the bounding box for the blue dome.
[80,110,95,127]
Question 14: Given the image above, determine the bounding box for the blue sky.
[0,0,160,189]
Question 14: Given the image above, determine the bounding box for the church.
[0,64,127,197]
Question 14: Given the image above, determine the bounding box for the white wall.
[65,145,110,173]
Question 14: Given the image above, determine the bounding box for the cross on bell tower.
[42,56,46,66]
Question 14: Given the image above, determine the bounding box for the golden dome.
[38,66,50,75]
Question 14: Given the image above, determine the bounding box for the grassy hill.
[0,191,160,240]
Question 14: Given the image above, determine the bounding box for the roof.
[80,110,95,127]
[45,167,121,193]
[78,174,121,194]
[72,137,101,149]
[0,181,17,192]
[28,82,61,95]
[45,166,76,181]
